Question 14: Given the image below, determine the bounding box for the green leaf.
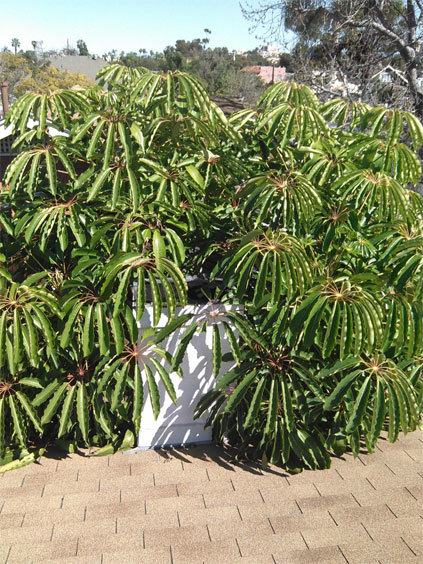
[133,362,144,436]
[93,443,115,457]
[166,228,185,265]
[118,429,135,451]
[122,305,137,349]
[290,429,330,470]
[98,357,122,394]
[111,362,129,412]
[95,303,110,356]
[76,383,89,445]
[396,255,421,290]
[0,267,12,282]
[226,312,267,350]
[87,168,111,201]
[13,309,23,366]
[322,222,335,252]
[73,114,102,143]
[186,165,205,189]
[0,398,5,457]
[387,381,400,443]
[244,376,266,428]
[369,377,386,446]
[41,382,67,425]
[127,166,140,211]
[33,379,61,407]
[45,150,57,196]
[6,329,15,375]
[18,377,43,389]
[9,395,27,447]
[150,358,177,404]
[319,357,361,378]
[154,314,193,344]
[322,301,340,358]
[171,322,199,371]
[253,252,270,306]
[0,312,6,369]
[281,378,294,431]
[113,268,132,317]
[323,369,362,411]
[16,391,43,434]
[339,304,353,359]
[87,119,106,159]
[303,296,328,348]
[152,230,166,263]
[110,316,124,354]
[94,396,113,436]
[111,167,122,209]
[58,386,76,438]
[346,376,372,433]
[156,270,176,319]
[264,376,278,435]
[147,270,162,327]
[0,452,38,473]
[212,324,222,378]
[145,363,160,419]
[118,122,133,165]
[135,268,146,321]
[60,302,84,349]
[291,292,321,335]
[223,322,241,365]
[68,205,86,247]
[82,305,95,357]
[225,370,257,413]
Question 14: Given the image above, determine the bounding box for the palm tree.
[11,38,20,55]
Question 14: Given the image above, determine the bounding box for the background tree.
[242,1,423,114]
[0,53,30,99]
[0,52,94,101]
[279,51,294,72]
[117,37,269,101]
[120,50,163,70]
[1,36,272,105]
[103,49,118,62]
[11,38,20,55]
[76,39,89,56]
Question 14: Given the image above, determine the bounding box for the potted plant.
[0,66,422,471]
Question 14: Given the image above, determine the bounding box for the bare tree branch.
[242,1,423,115]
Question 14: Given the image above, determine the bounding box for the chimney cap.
[0,82,9,118]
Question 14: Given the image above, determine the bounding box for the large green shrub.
[0,65,422,470]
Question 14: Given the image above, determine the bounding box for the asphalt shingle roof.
[1,430,422,563]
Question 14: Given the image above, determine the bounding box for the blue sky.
[2,0,280,56]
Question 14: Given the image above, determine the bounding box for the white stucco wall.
[137,304,237,449]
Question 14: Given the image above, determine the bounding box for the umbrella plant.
[0,65,422,470]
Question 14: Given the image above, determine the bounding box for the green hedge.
[0,65,422,470]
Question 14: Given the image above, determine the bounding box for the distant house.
[258,43,280,64]
[370,65,408,86]
[0,119,16,179]
[0,119,68,180]
[48,55,108,82]
[242,66,286,84]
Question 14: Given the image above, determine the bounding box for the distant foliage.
[0,52,94,101]
[120,39,267,100]
[0,65,422,470]
[76,40,89,57]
